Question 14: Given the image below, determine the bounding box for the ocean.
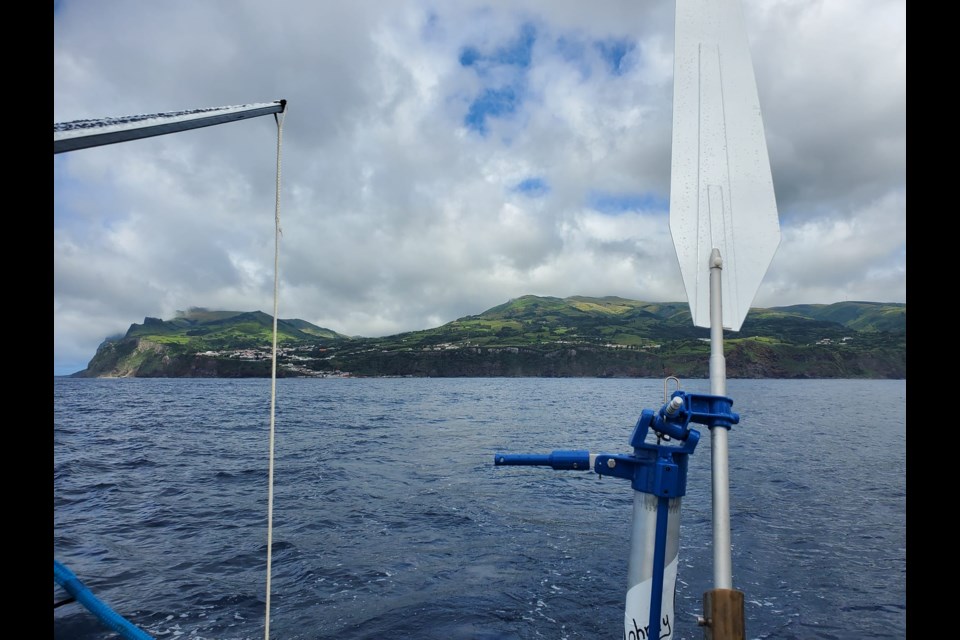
[54,377,906,639]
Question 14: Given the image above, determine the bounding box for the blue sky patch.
[594,38,635,76]
[587,190,667,214]
[494,23,535,67]
[514,177,549,196]
[460,23,537,135]
[458,23,535,72]
[465,87,520,134]
[459,46,481,67]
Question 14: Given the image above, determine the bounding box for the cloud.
[53,0,906,374]
[757,189,906,306]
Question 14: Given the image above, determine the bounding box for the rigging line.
[264,105,286,640]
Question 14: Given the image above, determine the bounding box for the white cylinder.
[624,492,682,639]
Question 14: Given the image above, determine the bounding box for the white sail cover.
[669,0,780,331]
[54,101,285,154]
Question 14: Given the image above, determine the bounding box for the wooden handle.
[700,588,745,640]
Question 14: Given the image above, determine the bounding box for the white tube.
[624,493,682,639]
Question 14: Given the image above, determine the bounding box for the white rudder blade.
[669,0,780,332]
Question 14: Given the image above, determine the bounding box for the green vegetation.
[74,297,906,379]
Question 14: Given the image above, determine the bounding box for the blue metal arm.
[494,450,591,470]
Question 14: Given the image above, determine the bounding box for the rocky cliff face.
[75,339,276,378]
[74,335,905,379]
[75,338,166,377]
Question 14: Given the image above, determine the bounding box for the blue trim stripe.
[54,560,154,640]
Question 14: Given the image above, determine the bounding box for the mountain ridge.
[73,296,906,379]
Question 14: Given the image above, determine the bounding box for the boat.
[55,0,781,637]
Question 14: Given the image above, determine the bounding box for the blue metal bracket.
[493,390,740,498]
[659,390,740,432]
[492,388,740,640]
[594,390,738,496]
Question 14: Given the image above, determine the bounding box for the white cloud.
[53,0,906,374]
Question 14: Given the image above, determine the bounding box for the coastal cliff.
[74,298,906,379]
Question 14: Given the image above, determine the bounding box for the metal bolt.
[666,395,684,416]
[607,458,616,468]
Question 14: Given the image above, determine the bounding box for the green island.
[73,295,906,379]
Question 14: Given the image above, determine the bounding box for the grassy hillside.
[769,301,906,332]
[75,296,905,378]
[121,309,348,348]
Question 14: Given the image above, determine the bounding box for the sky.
[53,0,906,376]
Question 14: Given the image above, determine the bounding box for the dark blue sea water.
[54,377,906,639]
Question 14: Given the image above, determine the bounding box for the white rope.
[264,105,285,640]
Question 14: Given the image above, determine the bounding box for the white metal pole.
[708,248,733,589]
